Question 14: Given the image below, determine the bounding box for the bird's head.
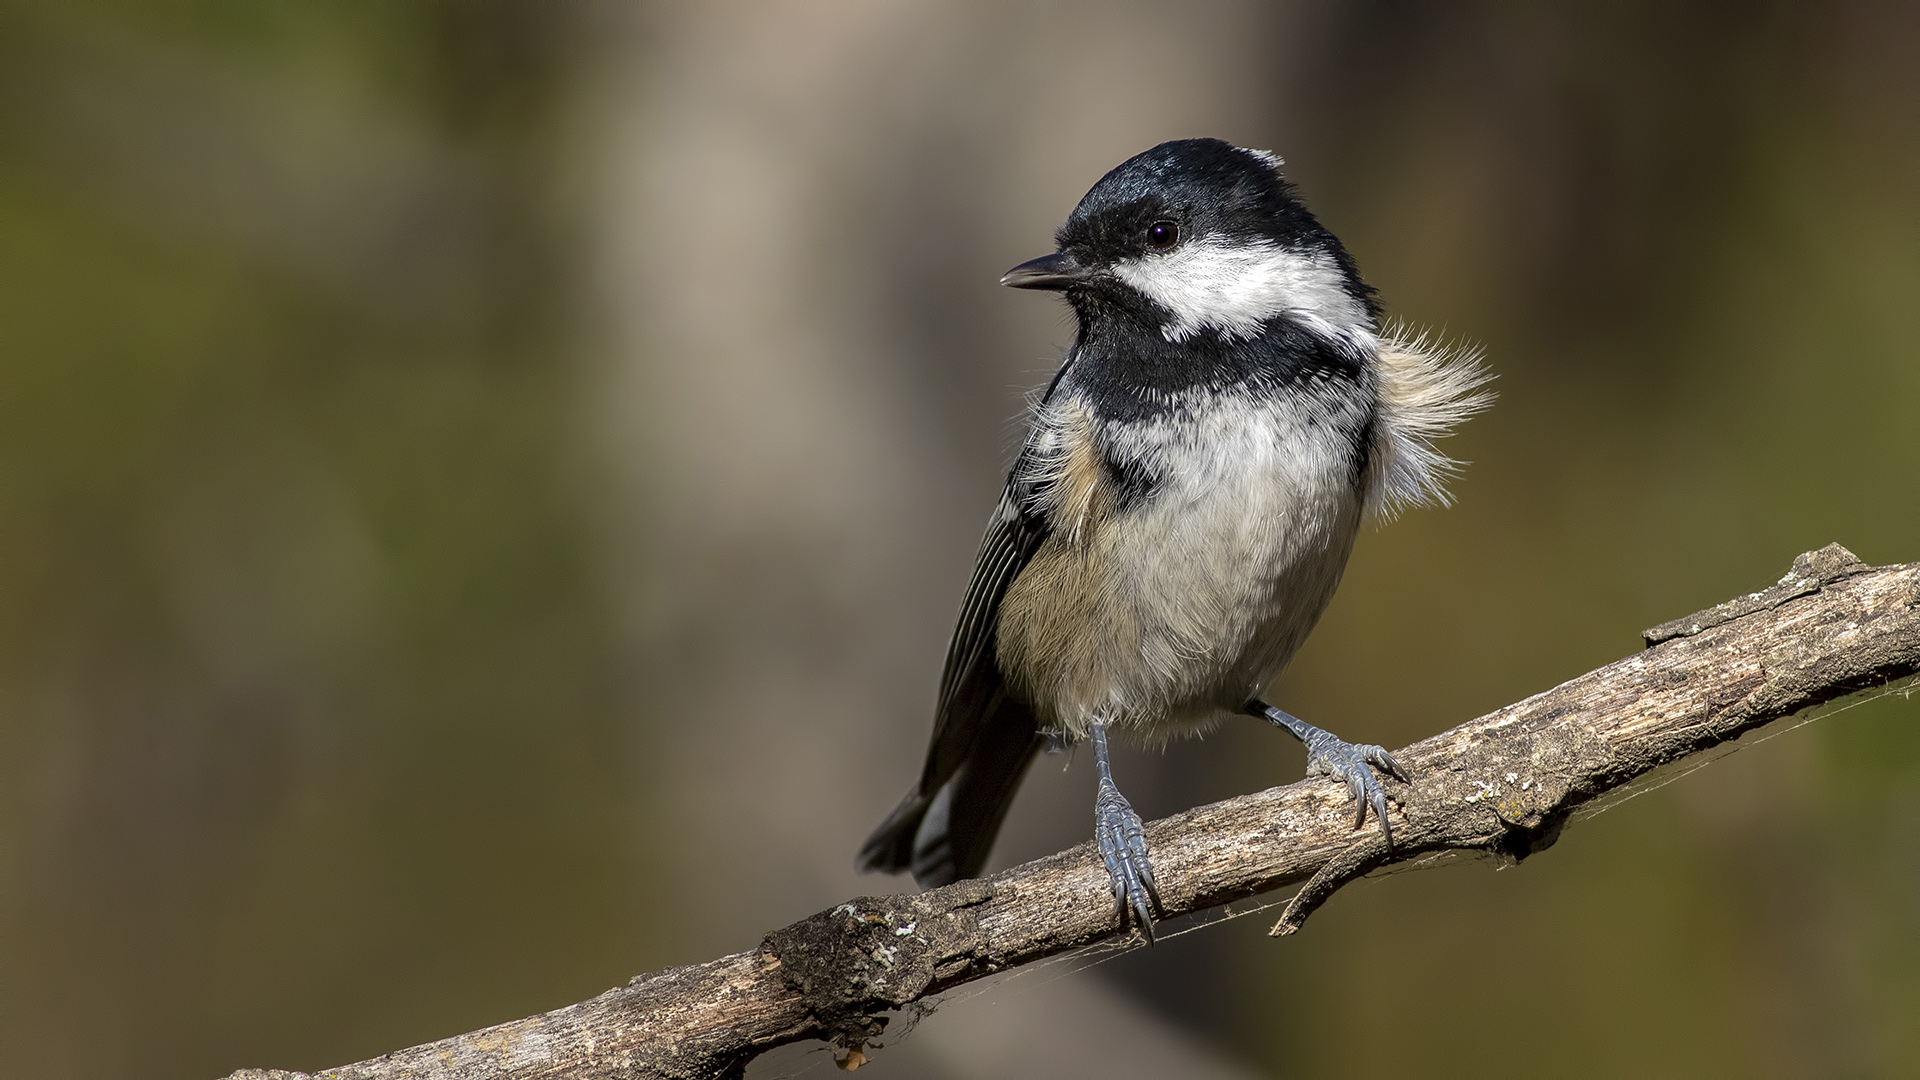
[1002,138,1376,345]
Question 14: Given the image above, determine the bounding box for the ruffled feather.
[1366,324,1495,519]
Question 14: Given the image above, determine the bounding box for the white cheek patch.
[1110,237,1370,345]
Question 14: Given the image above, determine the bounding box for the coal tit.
[860,138,1490,940]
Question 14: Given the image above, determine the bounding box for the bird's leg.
[1090,723,1161,942]
[1246,699,1409,851]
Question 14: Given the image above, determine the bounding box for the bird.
[858,137,1490,940]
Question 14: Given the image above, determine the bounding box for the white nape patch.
[1238,146,1285,169]
[1109,236,1370,345]
[1365,323,1496,519]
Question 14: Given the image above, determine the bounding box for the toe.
[1133,845,1162,913]
[1344,770,1369,827]
[1123,818,1160,908]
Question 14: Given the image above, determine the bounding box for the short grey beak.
[1000,251,1086,290]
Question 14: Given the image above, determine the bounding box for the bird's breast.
[996,386,1369,739]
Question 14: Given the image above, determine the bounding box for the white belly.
[995,389,1367,740]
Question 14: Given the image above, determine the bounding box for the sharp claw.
[1375,791,1395,851]
[1371,746,1411,784]
[1130,879,1155,940]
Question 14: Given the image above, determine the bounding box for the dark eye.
[1145,220,1178,250]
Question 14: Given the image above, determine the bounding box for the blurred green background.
[1,2,1915,1078]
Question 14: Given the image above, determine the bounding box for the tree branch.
[225,544,1920,1080]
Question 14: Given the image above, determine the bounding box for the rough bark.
[225,544,1920,1080]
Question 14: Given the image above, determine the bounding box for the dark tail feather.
[917,717,1045,886]
[858,703,1044,888]
[857,787,930,879]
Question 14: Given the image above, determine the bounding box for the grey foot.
[1095,775,1161,941]
[1304,732,1408,846]
[1251,700,1410,850]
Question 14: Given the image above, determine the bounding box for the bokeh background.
[3,2,1918,1077]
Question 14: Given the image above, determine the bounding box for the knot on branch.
[761,882,991,1045]
[1480,721,1612,857]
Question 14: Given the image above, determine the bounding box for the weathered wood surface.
[226,545,1920,1080]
